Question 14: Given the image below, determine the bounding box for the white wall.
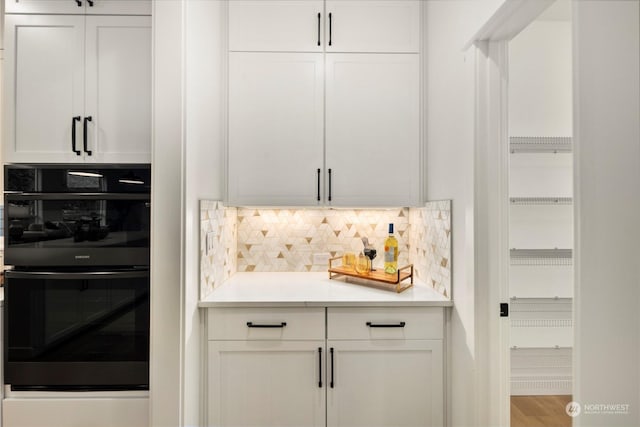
[573,1,640,426]
[425,1,505,425]
[509,20,572,137]
[183,1,226,426]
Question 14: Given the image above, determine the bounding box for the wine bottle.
[384,223,398,274]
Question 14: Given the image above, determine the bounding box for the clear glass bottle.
[384,223,398,274]
[355,252,371,275]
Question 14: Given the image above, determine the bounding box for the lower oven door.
[4,269,149,391]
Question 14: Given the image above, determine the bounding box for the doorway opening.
[507,2,573,426]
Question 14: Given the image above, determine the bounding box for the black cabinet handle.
[318,347,323,388]
[317,13,321,46]
[75,0,82,6]
[87,0,94,6]
[316,168,321,201]
[328,13,332,46]
[71,116,82,155]
[83,116,93,155]
[246,322,287,328]
[328,168,332,202]
[366,321,406,328]
[330,347,335,388]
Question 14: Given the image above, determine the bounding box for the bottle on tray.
[384,223,398,274]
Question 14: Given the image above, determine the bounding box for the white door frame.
[470,2,556,426]
[473,39,511,427]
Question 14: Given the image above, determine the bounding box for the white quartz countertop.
[198,272,452,307]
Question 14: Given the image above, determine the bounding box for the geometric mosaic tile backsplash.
[200,200,237,300]
[237,208,410,273]
[409,200,451,298]
[200,201,451,299]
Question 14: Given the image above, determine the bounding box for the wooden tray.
[328,256,413,293]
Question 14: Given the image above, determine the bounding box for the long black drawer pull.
[318,347,323,388]
[328,13,332,46]
[366,321,406,328]
[330,347,334,388]
[83,116,93,155]
[71,116,82,155]
[316,168,321,201]
[328,168,332,201]
[317,13,321,46]
[246,322,287,328]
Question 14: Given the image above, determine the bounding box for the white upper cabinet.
[4,14,85,163]
[228,0,420,53]
[84,16,152,163]
[3,14,151,163]
[325,53,420,207]
[229,0,324,52]
[226,0,423,206]
[228,52,325,206]
[4,0,151,15]
[325,0,420,53]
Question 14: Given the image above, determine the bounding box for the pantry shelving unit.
[509,136,573,396]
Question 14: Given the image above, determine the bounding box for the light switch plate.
[313,252,330,265]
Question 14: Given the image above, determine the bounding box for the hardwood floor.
[511,395,572,427]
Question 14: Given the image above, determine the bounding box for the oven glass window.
[6,198,150,248]
[6,275,149,364]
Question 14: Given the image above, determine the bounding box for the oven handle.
[5,193,149,201]
[5,270,149,280]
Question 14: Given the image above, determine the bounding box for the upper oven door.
[4,164,150,267]
[4,192,150,267]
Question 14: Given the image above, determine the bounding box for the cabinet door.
[85,0,151,15]
[3,14,85,163]
[229,1,324,52]
[327,340,443,427]
[325,54,420,207]
[5,0,151,15]
[208,340,326,427]
[228,52,324,206]
[325,0,420,53]
[4,0,84,14]
[84,15,151,163]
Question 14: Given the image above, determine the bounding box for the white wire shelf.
[510,136,572,153]
[510,249,572,266]
[510,197,573,205]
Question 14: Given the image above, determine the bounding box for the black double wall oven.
[3,164,150,391]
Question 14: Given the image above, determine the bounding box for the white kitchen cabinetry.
[228,0,419,54]
[4,0,151,15]
[206,306,445,427]
[226,0,422,207]
[327,340,442,427]
[325,0,420,53]
[229,0,324,52]
[325,54,420,206]
[207,307,326,427]
[228,52,324,206]
[208,341,326,427]
[326,307,443,427]
[3,14,151,163]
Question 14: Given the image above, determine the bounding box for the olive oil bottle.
[384,223,398,274]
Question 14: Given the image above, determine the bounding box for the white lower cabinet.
[206,306,445,427]
[327,340,443,427]
[208,341,326,427]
